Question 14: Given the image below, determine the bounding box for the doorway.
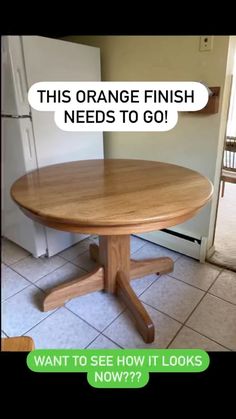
[209,60,236,271]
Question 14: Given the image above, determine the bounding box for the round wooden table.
[11,159,213,343]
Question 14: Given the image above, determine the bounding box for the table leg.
[43,266,104,311]
[130,257,173,279]
[42,234,173,344]
[89,235,173,343]
[89,242,174,279]
[98,235,155,343]
[99,235,130,293]
[116,271,155,343]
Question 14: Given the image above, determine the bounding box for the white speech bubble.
[28,82,209,132]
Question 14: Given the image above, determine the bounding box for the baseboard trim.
[136,230,208,262]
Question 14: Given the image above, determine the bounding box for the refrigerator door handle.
[20,118,37,171]
[16,68,26,105]
[26,128,33,159]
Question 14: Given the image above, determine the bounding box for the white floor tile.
[87,334,120,349]
[27,307,98,349]
[2,285,54,336]
[209,270,236,305]
[103,304,181,348]
[171,256,220,290]
[132,241,180,261]
[59,237,91,261]
[1,238,29,265]
[187,294,236,350]
[140,275,204,322]
[1,331,7,338]
[36,262,86,291]
[131,274,158,296]
[1,263,30,301]
[130,236,146,254]
[72,250,98,271]
[2,236,235,351]
[66,291,125,331]
[11,255,66,283]
[169,326,229,351]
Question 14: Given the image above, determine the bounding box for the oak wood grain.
[11,159,213,235]
[90,243,173,279]
[1,337,35,352]
[43,266,104,311]
[10,159,213,344]
[99,235,130,293]
[130,257,174,279]
[116,271,155,343]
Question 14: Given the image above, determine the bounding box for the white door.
[21,36,104,255]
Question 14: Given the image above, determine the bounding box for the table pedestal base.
[43,235,174,343]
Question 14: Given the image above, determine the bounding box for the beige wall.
[64,36,233,246]
[65,36,229,168]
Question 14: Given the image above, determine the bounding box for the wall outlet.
[199,36,214,51]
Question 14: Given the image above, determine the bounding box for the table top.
[11,159,213,235]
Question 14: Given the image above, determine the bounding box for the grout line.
[21,307,62,336]
[138,299,183,325]
[130,244,147,256]
[134,276,160,298]
[207,271,230,293]
[69,260,92,272]
[94,273,162,337]
[2,266,82,303]
[100,334,124,349]
[64,302,127,336]
[23,305,100,342]
[100,310,127,334]
[58,237,95,261]
[2,282,34,303]
[132,235,182,260]
[166,269,223,348]
[7,258,68,286]
[2,253,31,267]
[2,261,10,268]
[182,324,232,351]
[207,290,236,306]
[204,292,236,308]
[131,247,181,263]
[208,258,236,273]
[84,332,124,349]
[2,239,93,288]
[165,324,185,349]
[3,237,235,350]
[59,247,90,262]
[84,333,103,348]
[31,282,48,294]
[174,268,222,322]
[33,264,88,287]
[64,306,104,335]
[167,272,218,292]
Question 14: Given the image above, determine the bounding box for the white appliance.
[1,36,104,257]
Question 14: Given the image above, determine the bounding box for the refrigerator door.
[1,36,30,116]
[21,36,104,256]
[1,117,47,256]
[22,36,103,167]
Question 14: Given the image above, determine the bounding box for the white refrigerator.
[1,35,104,257]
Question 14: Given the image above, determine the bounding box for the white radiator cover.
[137,231,210,262]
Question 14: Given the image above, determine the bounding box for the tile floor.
[1,236,236,351]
